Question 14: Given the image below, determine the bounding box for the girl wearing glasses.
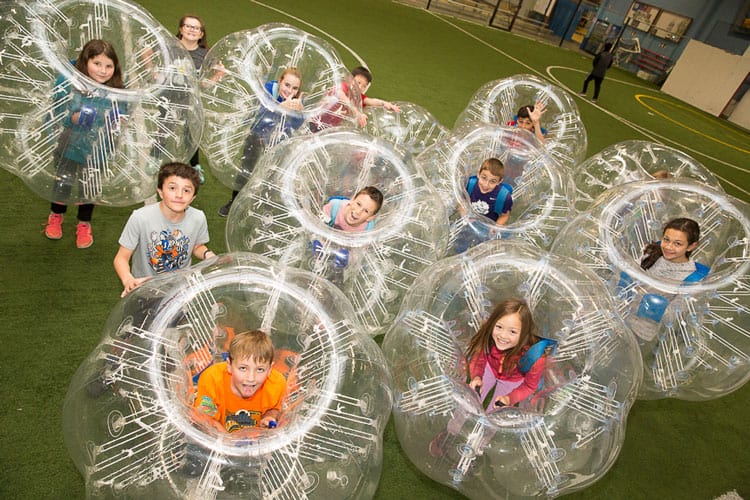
[176,15,209,178]
[176,15,208,73]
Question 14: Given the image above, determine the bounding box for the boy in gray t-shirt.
[114,162,214,297]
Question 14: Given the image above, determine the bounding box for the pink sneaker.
[44,213,64,240]
[76,222,93,249]
[429,431,448,458]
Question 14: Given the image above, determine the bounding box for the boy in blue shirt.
[466,158,513,226]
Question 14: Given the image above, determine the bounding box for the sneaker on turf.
[429,431,448,458]
[311,239,324,257]
[193,163,206,185]
[333,248,349,268]
[44,213,64,240]
[76,222,93,249]
[218,199,233,217]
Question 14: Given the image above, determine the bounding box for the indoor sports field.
[0,0,748,498]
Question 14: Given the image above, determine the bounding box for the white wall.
[662,39,750,129]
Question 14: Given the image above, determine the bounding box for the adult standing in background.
[580,42,613,103]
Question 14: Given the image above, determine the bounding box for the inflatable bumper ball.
[363,101,449,156]
[224,128,449,337]
[63,252,392,499]
[0,0,203,205]
[199,23,362,192]
[454,74,587,168]
[381,240,642,498]
[552,179,750,400]
[416,122,575,254]
[571,140,723,212]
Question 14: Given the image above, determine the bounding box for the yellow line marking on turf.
[544,66,749,197]
[426,16,750,196]
[635,95,750,154]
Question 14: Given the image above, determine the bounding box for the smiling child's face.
[86,54,115,84]
[492,312,523,351]
[278,74,301,100]
[343,193,378,228]
[476,168,502,194]
[660,228,697,263]
[353,74,370,95]
[227,356,271,399]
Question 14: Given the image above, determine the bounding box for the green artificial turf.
[0,0,747,499]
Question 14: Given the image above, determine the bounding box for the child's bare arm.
[193,244,215,261]
[495,394,511,406]
[363,96,400,112]
[528,102,547,143]
[260,409,280,428]
[496,211,510,226]
[208,60,226,83]
[114,246,149,297]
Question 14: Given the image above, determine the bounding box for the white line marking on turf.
[249,0,366,66]
[423,13,749,197]
[546,66,749,197]
[428,11,545,78]
[251,4,749,198]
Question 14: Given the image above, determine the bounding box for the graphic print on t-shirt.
[148,229,190,273]
[471,199,491,216]
[225,408,261,432]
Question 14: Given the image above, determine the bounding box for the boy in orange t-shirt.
[194,329,286,431]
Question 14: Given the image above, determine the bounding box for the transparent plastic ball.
[552,179,750,400]
[199,23,362,191]
[454,74,587,168]
[381,240,642,498]
[572,140,723,212]
[0,0,203,206]
[416,121,575,253]
[225,128,449,336]
[63,252,392,499]
[363,101,449,156]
